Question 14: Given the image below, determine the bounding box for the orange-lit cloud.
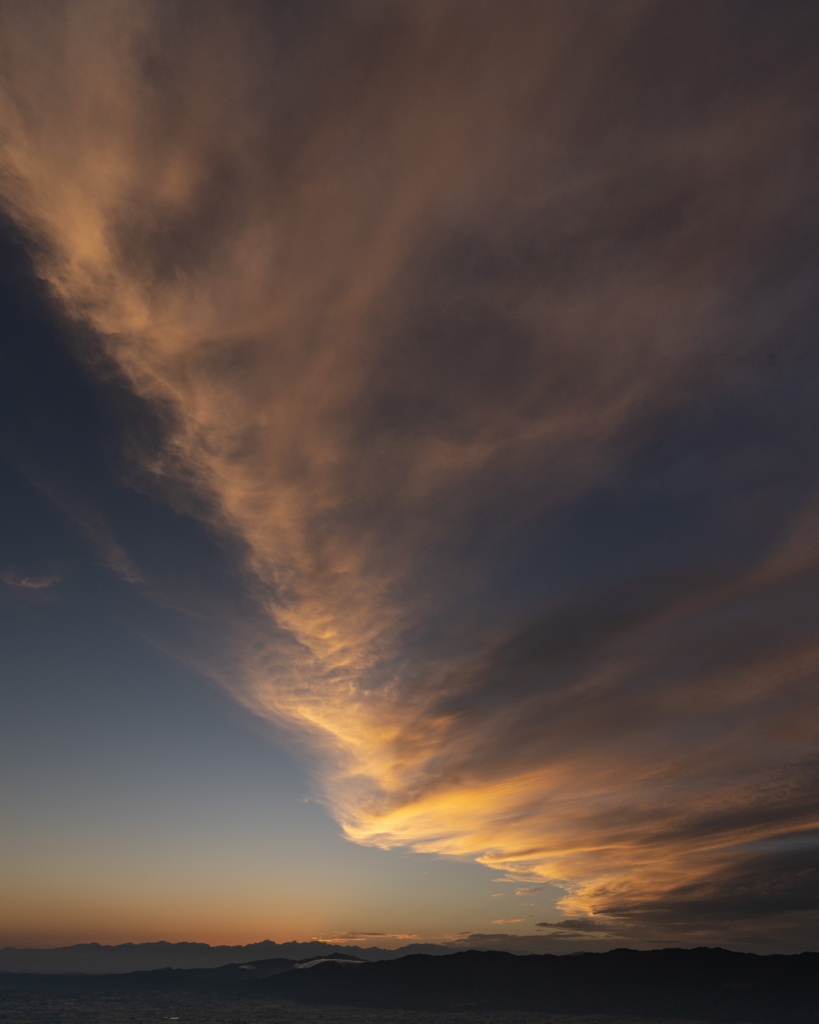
[537,919,614,934]
[315,931,419,944]
[2,0,818,949]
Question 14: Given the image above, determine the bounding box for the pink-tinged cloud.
[2,1,819,949]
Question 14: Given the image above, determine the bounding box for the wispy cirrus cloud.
[315,931,419,944]
[2,0,819,950]
[24,476,143,585]
[1,568,60,590]
[537,919,615,934]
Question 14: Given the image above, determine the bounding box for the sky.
[1,0,818,955]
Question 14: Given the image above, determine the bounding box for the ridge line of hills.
[1,947,817,1023]
[0,939,450,974]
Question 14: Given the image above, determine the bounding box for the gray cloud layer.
[1,0,818,949]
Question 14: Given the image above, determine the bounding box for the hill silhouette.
[258,947,818,1021]
[0,939,447,973]
[1,947,816,1022]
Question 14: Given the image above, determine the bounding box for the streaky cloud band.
[2,0,818,949]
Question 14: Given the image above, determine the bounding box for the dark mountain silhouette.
[260,947,818,1021]
[1,947,816,1022]
[0,939,448,973]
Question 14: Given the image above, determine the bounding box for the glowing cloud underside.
[2,0,818,944]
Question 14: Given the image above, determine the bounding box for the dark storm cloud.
[1,0,818,948]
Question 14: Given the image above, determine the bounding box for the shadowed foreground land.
[1,948,815,1023]
[0,991,710,1024]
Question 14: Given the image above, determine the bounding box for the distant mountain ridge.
[1,947,817,1022]
[0,939,449,974]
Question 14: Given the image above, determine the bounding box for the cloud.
[2,455,144,585]
[315,931,419,944]
[537,919,614,934]
[2,0,819,949]
[444,933,626,955]
[515,886,545,896]
[492,916,532,924]
[0,568,59,590]
[27,478,143,585]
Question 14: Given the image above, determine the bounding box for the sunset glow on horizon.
[1,0,818,955]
